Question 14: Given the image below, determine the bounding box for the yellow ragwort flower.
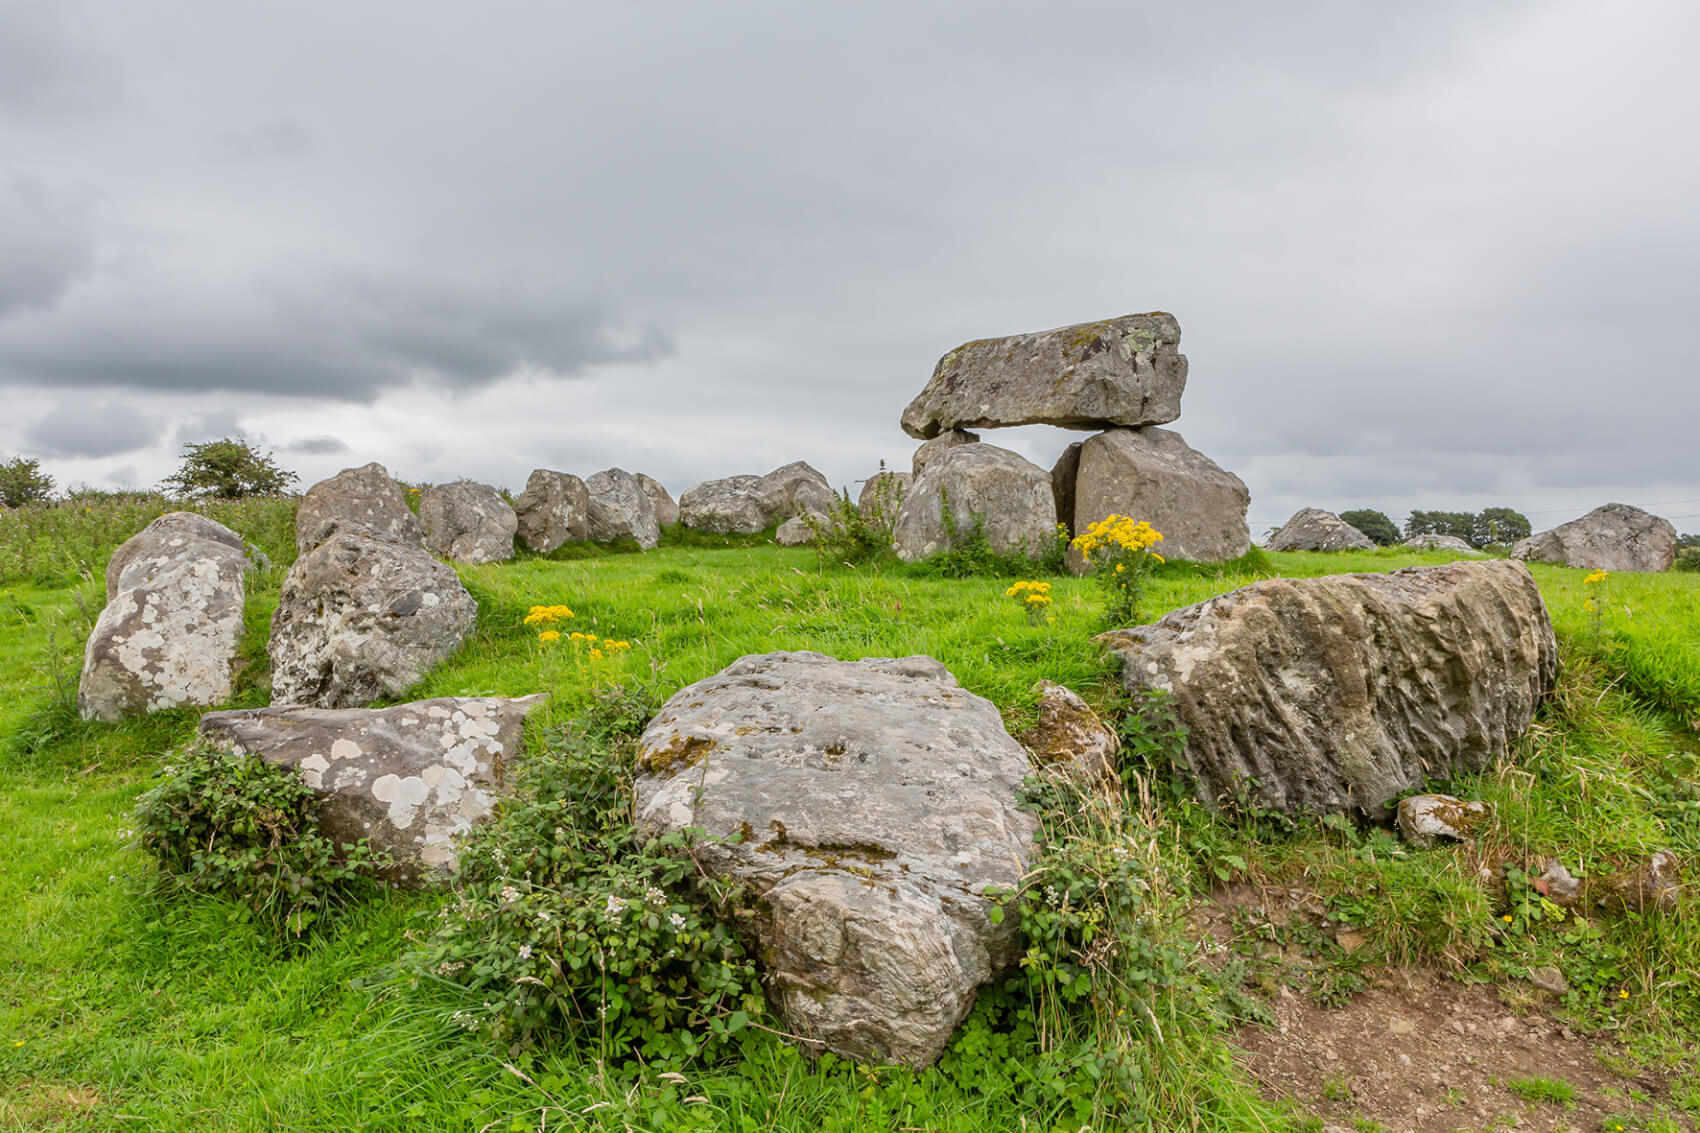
[1584,570,1609,584]
[537,630,560,644]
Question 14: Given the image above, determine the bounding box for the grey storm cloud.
[176,410,245,444]
[284,435,349,455]
[209,120,311,162]
[25,400,161,459]
[0,2,121,120]
[0,175,96,317]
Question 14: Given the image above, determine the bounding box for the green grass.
[2,503,1697,1130]
[1506,1075,1577,1104]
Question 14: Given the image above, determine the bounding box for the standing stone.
[295,462,423,554]
[911,429,980,477]
[585,468,661,549]
[857,471,911,529]
[1512,503,1678,572]
[764,461,838,519]
[900,313,1187,439]
[1406,533,1479,553]
[78,513,250,721]
[269,529,478,708]
[199,694,546,885]
[1266,508,1377,553]
[1050,442,1083,534]
[1072,427,1250,564]
[1099,560,1557,817]
[512,469,590,552]
[636,474,680,527]
[679,475,774,534]
[892,443,1056,563]
[419,481,517,564]
[634,651,1037,1067]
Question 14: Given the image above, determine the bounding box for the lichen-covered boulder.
[513,469,590,552]
[634,651,1037,1067]
[856,471,910,529]
[78,512,250,721]
[295,462,423,554]
[198,694,545,884]
[1406,533,1479,553]
[1020,680,1120,788]
[269,529,477,708]
[1071,427,1250,564]
[911,429,980,477]
[1512,503,1678,572]
[636,474,680,528]
[419,481,517,564]
[1099,560,1557,817]
[680,462,836,534]
[892,443,1055,563]
[1266,508,1376,552]
[764,461,838,520]
[585,467,661,549]
[900,313,1187,439]
[775,516,817,546]
[1396,794,1493,847]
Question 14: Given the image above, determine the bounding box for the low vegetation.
[1,498,1696,1131]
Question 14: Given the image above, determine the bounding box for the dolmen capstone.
[679,461,836,534]
[585,467,661,549]
[513,469,590,552]
[78,512,250,721]
[294,461,423,554]
[900,313,1186,438]
[272,463,476,707]
[892,443,1055,562]
[1099,560,1557,818]
[1512,503,1677,572]
[199,694,545,884]
[1266,507,1376,552]
[634,651,1037,1067]
[419,480,517,563]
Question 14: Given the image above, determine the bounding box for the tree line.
[1338,507,1533,549]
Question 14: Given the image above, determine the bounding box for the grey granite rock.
[513,469,590,552]
[295,462,422,554]
[1071,427,1250,564]
[419,481,517,564]
[1266,508,1377,553]
[892,443,1056,563]
[586,467,661,549]
[1512,503,1678,572]
[636,474,680,528]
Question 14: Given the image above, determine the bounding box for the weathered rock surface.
[1267,508,1377,553]
[911,429,980,477]
[513,469,590,552]
[1099,560,1558,817]
[856,471,910,529]
[199,695,545,884]
[78,513,250,721]
[1406,533,1479,553]
[634,651,1037,1067]
[776,516,817,546]
[1512,503,1678,572]
[1592,850,1681,913]
[295,462,423,554]
[1072,427,1251,564]
[585,467,661,549]
[764,461,838,520]
[892,443,1056,563]
[1020,680,1120,788]
[1395,794,1493,847]
[269,529,478,708]
[419,481,516,564]
[636,474,680,527]
[680,462,836,534]
[901,313,1188,439]
[1050,442,1083,533]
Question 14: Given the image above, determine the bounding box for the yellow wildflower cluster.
[1071,515,1164,564]
[559,631,634,662]
[524,604,574,626]
[1584,570,1609,584]
[1005,580,1053,607]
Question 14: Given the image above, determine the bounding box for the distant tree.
[1405,510,1477,545]
[161,437,298,499]
[1473,507,1531,547]
[1339,508,1400,546]
[0,456,55,507]
[1678,533,1700,549]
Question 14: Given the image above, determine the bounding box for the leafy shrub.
[405,686,765,1060]
[805,481,901,565]
[1674,547,1700,573]
[1339,508,1399,546]
[134,747,391,939]
[161,437,299,499]
[0,456,55,507]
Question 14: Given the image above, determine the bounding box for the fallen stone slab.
[634,651,1036,1067]
[900,313,1187,439]
[199,694,546,884]
[1099,560,1557,817]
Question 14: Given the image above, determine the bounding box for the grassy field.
[1,498,1696,1131]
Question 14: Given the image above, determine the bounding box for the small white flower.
[669,912,686,931]
[645,886,665,905]
[500,885,520,903]
[517,944,533,960]
[604,894,627,918]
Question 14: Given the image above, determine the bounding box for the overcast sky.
[3,0,1697,536]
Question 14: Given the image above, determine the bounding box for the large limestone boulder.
[78,512,250,721]
[295,462,423,554]
[585,468,661,549]
[764,461,838,520]
[418,481,516,564]
[634,651,1036,1067]
[1266,508,1377,552]
[1099,560,1557,817]
[269,529,478,708]
[512,469,590,552]
[636,474,680,528]
[199,694,545,885]
[900,313,1187,439]
[1071,427,1250,563]
[1512,503,1678,572]
[892,443,1056,563]
[1406,533,1479,553]
[911,429,980,477]
[775,516,817,546]
[680,462,836,534]
[856,470,911,529]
